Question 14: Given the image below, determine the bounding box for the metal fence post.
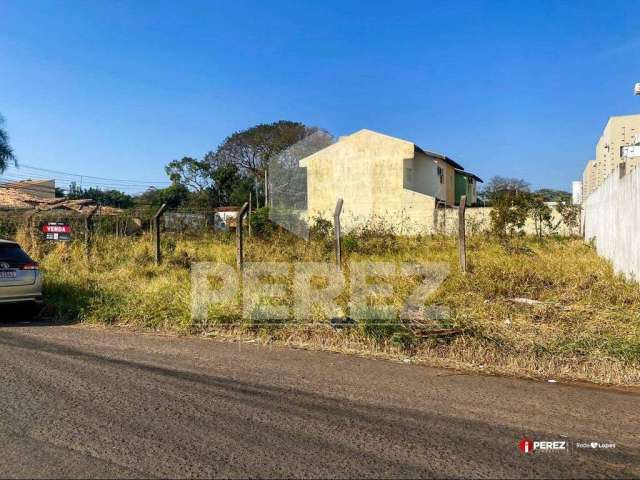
[153,203,168,265]
[236,202,249,271]
[84,206,98,260]
[334,198,343,268]
[458,195,467,274]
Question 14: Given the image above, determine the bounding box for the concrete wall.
[583,165,640,280]
[433,206,578,237]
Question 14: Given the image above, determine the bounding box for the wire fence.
[0,205,235,244]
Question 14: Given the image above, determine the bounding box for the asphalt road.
[0,320,638,479]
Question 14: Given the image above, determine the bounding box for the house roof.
[454,168,484,183]
[0,187,122,215]
[414,145,464,170]
[301,128,467,170]
[2,179,54,187]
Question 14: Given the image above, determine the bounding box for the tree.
[0,114,17,173]
[481,176,530,201]
[66,182,134,208]
[535,188,571,203]
[529,194,554,239]
[163,154,254,208]
[165,157,213,193]
[210,162,253,206]
[483,176,532,236]
[135,184,190,209]
[556,201,581,234]
[489,190,532,237]
[214,121,326,206]
[162,121,330,210]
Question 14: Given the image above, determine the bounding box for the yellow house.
[299,129,476,233]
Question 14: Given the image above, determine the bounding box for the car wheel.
[22,302,43,320]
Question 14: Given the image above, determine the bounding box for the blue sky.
[1,0,639,193]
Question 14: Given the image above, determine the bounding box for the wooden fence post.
[458,195,467,274]
[84,206,98,260]
[152,203,168,265]
[236,202,249,271]
[248,191,252,238]
[334,198,344,268]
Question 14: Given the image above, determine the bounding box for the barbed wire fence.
[0,203,242,267]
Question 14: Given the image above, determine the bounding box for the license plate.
[0,270,17,279]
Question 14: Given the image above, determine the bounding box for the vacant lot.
[21,227,640,385]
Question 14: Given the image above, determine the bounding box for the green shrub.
[249,207,275,237]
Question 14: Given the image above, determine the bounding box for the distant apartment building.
[582,114,640,200]
[571,180,582,205]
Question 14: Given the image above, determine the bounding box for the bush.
[249,207,275,237]
[489,190,531,237]
[342,221,400,255]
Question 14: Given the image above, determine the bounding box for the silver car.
[0,239,43,311]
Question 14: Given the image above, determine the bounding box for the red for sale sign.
[40,222,73,241]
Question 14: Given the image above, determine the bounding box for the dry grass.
[16,227,640,386]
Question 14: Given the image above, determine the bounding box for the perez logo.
[519,438,534,453]
[519,438,567,453]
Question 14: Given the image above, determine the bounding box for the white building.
[572,181,583,205]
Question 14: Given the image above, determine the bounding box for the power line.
[15,163,172,185]
[1,172,169,190]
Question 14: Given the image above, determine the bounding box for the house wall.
[302,130,437,234]
[454,174,479,206]
[468,178,478,204]
[403,150,439,198]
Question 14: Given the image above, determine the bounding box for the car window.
[0,244,33,266]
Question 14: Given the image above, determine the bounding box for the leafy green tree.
[529,194,554,239]
[66,182,134,208]
[210,162,253,206]
[165,157,213,193]
[485,178,533,237]
[556,201,581,234]
[0,114,17,173]
[163,121,328,210]
[215,121,326,206]
[135,184,190,209]
[534,188,571,203]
